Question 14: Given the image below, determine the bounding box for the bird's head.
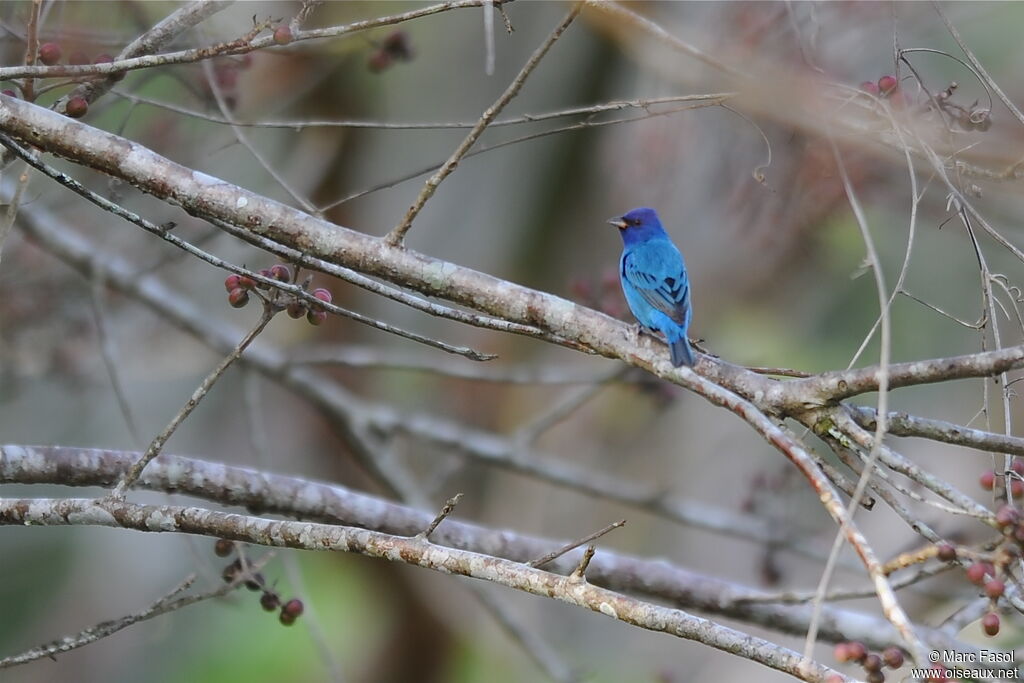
[607,207,666,244]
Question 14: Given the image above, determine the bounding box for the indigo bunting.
[607,207,694,367]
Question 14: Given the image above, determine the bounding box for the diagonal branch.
[385,4,581,245]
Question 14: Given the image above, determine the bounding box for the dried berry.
[936,544,957,562]
[306,309,328,326]
[966,561,993,585]
[270,264,292,282]
[863,653,882,672]
[228,288,250,308]
[273,25,293,46]
[996,505,1020,528]
[982,612,1000,636]
[882,647,904,669]
[39,42,62,66]
[214,538,234,557]
[65,97,88,119]
[260,591,280,611]
[877,75,898,96]
[286,301,307,319]
[312,288,332,306]
[281,598,304,618]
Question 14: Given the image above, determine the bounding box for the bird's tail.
[668,336,695,368]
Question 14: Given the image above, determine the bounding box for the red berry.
[281,598,304,618]
[65,97,88,119]
[237,275,257,290]
[985,579,1005,599]
[38,42,62,66]
[1011,460,1024,475]
[877,75,898,95]
[260,591,280,611]
[269,264,292,282]
[286,301,306,319]
[982,612,1000,636]
[936,544,957,562]
[847,641,867,663]
[834,642,853,662]
[306,310,327,326]
[863,653,882,672]
[214,538,233,557]
[996,504,1020,528]
[980,470,996,490]
[1012,479,1024,498]
[312,288,332,304]
[825,676,845,683]
[882,647,904,669]
[273,25,293,45]
[224,274,241,292]
[967,561,990,584]
[1,89,15,97]
[860,80,880,95]
[228,288,249,308]
[279,611,296,626]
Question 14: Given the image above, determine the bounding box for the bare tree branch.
[0,495,858,683]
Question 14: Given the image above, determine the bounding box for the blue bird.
[607,207,695,367]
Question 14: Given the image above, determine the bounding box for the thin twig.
[385,4,581,245]
[570,546,596,581]
[528,520,625,569]
[109,307,274,499]
[0,496,853,683]
[419,493,463,540]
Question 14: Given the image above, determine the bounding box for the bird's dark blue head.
[607,207,669,246]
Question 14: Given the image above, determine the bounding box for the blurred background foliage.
[3,1,1024,681]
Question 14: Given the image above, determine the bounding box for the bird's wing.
[621,243,690,326]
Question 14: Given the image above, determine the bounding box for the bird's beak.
[607,216,627,229]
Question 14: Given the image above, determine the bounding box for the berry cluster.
[223,263,333,326]
[859,74,992,131]
[859,74,902,106]
[215,539,304,626]
[14,41,131,118]
[830,643,905,683]
[368,31,414,73]
[980,459,1024,497]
